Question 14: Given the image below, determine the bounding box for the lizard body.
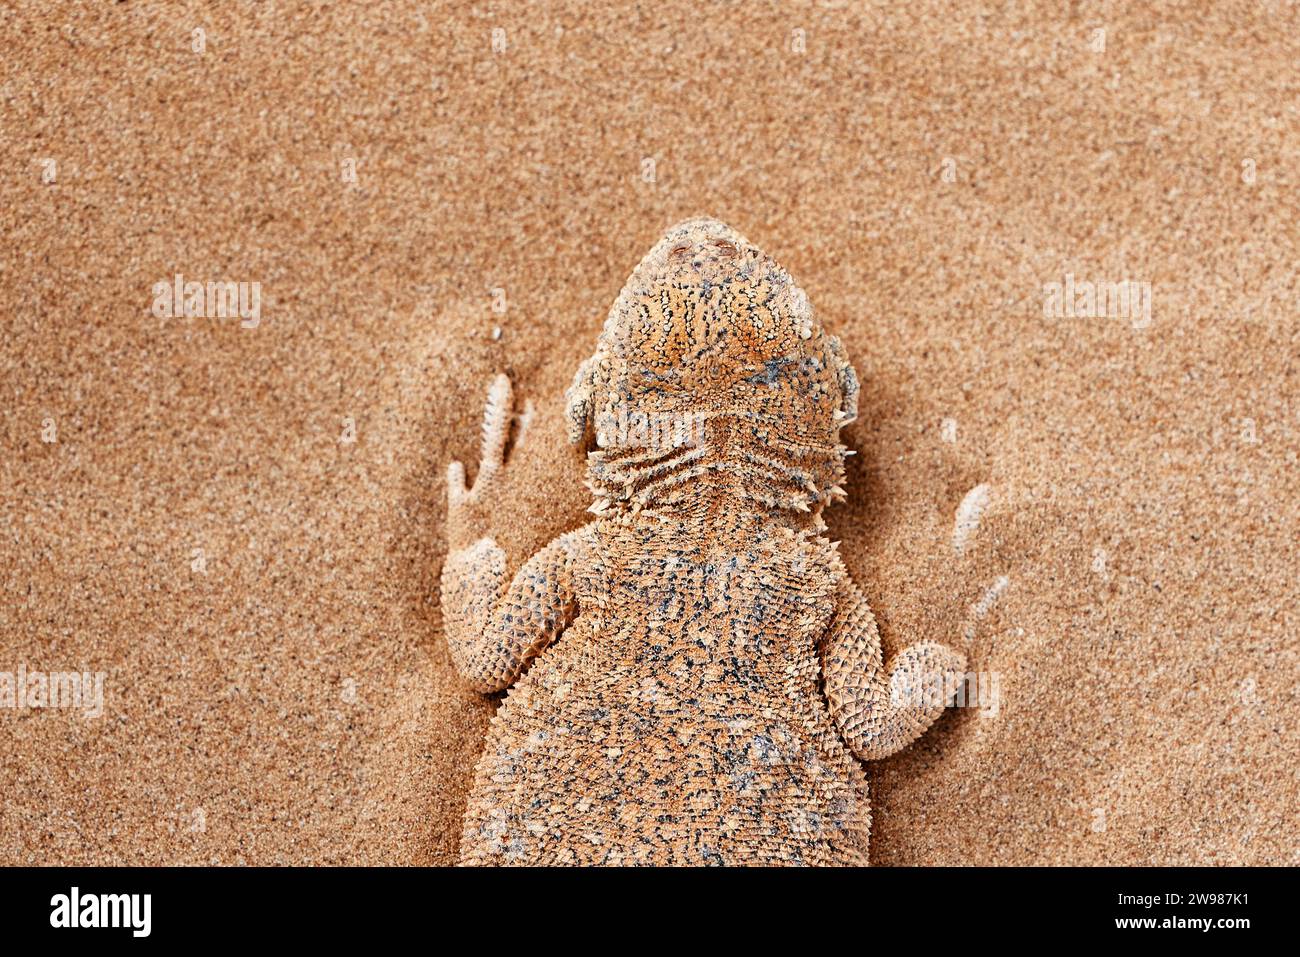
[442,218,968,865]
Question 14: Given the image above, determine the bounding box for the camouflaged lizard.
[441,218,969,865]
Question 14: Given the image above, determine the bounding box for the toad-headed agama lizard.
[441,218,971,865]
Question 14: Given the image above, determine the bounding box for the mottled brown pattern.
[441,220,965,865]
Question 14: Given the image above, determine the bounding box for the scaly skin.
[441,218,969,865]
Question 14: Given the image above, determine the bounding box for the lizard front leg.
[440,374,583,693]
[821,576,967,761]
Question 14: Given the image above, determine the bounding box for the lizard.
[440,217,971,865]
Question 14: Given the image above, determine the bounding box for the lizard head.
[566,217,859,514]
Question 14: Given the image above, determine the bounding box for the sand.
[1,1,1295,865]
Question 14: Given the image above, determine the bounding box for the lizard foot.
[447,374,516,551]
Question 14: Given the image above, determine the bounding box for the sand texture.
[1,1,1296,865]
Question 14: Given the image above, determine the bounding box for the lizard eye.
[669,245,692,259]
[712,240,737,256]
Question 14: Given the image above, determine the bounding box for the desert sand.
[1,1,1295,865]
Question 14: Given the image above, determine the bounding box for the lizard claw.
[476,373,513,487]
[447,460,468,508]
[448,374,516,506]
[951,483,1011,652]
[952,482,993,557]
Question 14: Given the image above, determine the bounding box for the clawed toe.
[450,374,517,507]
[447,460,468,507]
[477,373,514,484]
[952,483,993,556]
